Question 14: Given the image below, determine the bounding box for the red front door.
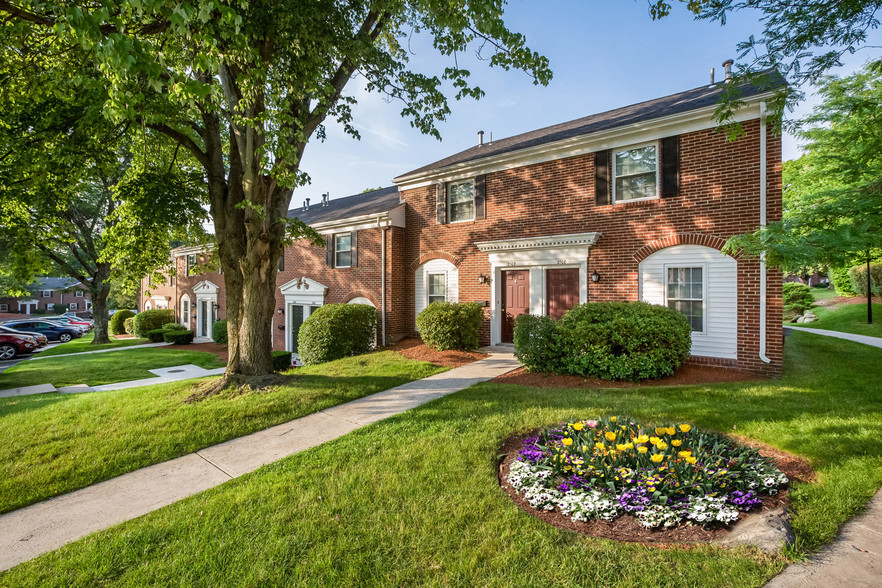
[502,270,530,343]
[546,268,580,320]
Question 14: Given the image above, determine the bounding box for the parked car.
[0,333,37,359]
[63,310,94,320]
[2,320,84,343]
[46,316,91,332]
[0,325,48,348]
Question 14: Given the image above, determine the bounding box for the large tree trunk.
[90,282,111,344]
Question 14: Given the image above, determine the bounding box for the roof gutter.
[758,101,771,364]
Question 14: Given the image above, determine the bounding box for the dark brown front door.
[502,270,530,343]
[546,268,580,320]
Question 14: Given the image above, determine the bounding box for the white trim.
[193,281,220,338]
[394,95,773,189]
[41,290,52,298]
[447,178,476,223]
[611,141,660,204]
[180,293,191,326]
[172,244,213,257]
[334,233,352,268]
[69,302,78,311]
[75,290,84,297]
[309,203,406,235]
[279,277,328,353]
[480,232,599,345]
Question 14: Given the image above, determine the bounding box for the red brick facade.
[140,106,783,375]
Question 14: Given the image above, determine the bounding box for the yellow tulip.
[572,422,583,431]
[616,444,626,451]
[656,442,668,450]
[638,446,648,454]
[636,435,649,444]
[686,456,697,465]
[562,438,573,446]
[678,450,691,458]
[672,440,682,447]
[610,416,617,422]
[605,431,617,442]
[650,454,664,463]
[649,436,660,445]
[655,427,666,436]
[665,427,676,436]
[679,424,692,433]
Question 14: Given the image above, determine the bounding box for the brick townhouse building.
[141,72,784,375]
[0,277,91,315]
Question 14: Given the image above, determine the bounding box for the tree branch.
[145,122,210,170]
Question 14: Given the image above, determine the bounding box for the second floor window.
[75,291,84,297]
[187,254,197,276]
[42,290,52,298]
[613,143,658,202]
[335,234,352,268]
[448,180,475,222]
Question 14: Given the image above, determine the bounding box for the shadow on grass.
[0,392,75,418]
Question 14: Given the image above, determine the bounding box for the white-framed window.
[69,302,78,310]
[334,234,352,268]
[187,254,197,276]
[145,301,152,310]
[448,179,475,222]
[613,142,658,202]
[46,303,54,310]
[181,295,190,325]
[278,251,285,272]
[427,273,447,305]
[666,266,705,333]
[170,275,177,286]
[42,290,52,298]
[75,290,84,297]
[0,304,7,312]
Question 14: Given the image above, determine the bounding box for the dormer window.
[448,180,475,222]
[613,143,658,202]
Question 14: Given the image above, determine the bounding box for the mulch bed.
[492,363,762,389]
[388,338,487,368]
[497,433,816,544]
[815,295,882,307]
[162,342,229,363]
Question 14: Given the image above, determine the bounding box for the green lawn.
[3,332,881,586]
[0,348,225,389]
[810,287,839,303]
[0,351,443,513]
[35,332,148,357]
[794,300,882,338]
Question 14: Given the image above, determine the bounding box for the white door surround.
[475,232,601,345]
[17,300,39,315]
[193,280,220,338]
[279,277,328,353]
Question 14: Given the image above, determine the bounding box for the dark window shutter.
[595,150,610,206]
[661,136,680,198]
[326,235,334,268]
[435,183,447,224]
[350,230,358,268]
[278,249,285,272]
[474,175,486,220]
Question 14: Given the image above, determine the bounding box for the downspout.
[758,101,771,364]
[379,219,387,347]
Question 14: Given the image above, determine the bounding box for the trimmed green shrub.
[783,282,814,315]
[272,350,293,372]
[298,303,377,365]
[415,301,483,351]
[53,303,69,315]
[553,301,692,381]
[163,330,194,345]
[162,322,186,331]
[109,310,135,335]
[513,314,558,372]
[146,329,168,343]
[33,308,46,315]
[830,266,857,296]
[848,263,882,298]
[212,319,228,344]
[132,309,175,338]
[123,317,134,335]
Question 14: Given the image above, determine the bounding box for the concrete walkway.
[786,325,882,348]
[30,341,170,361]
[766,490,882,587]
[0,349,520,571]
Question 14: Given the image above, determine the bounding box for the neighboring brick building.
[141,73,785,375]
[0,277,91,315]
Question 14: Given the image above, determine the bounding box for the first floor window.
[182,298,190,322]
[75,290,84,297]
[428,273,446,305]
[666,267,704,332]
[42,290,52,298]
[613,143,658,202]
[448,180,475,222]
[46,303,54,310]
[0,304,7,311]
[69,303,78,310]
[334,234,352,268]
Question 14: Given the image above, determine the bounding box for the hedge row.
[514,301,692,382]
[133,309,175,338]
[298,304,377,365]
[415,302,483,351]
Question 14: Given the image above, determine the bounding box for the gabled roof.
[395,71,787,180]
[287,186,401,224]
[34,277,82,290]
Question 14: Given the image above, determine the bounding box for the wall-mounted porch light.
[277,307,284,314]
[591,270,600,283]
[478,274,489,284]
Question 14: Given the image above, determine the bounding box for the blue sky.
[291,0,882,205]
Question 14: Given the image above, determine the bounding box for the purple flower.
[618,487,651,512]
[727,490,763,511]
[518,436,547,464]
[557,475,587,494]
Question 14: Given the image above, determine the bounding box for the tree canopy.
[0,0,553,380]
[725,61,882,273]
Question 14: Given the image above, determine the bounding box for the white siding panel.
[414,259,458,325]
[639,245,737,360]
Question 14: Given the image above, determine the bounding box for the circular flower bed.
[506,416,788,530]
